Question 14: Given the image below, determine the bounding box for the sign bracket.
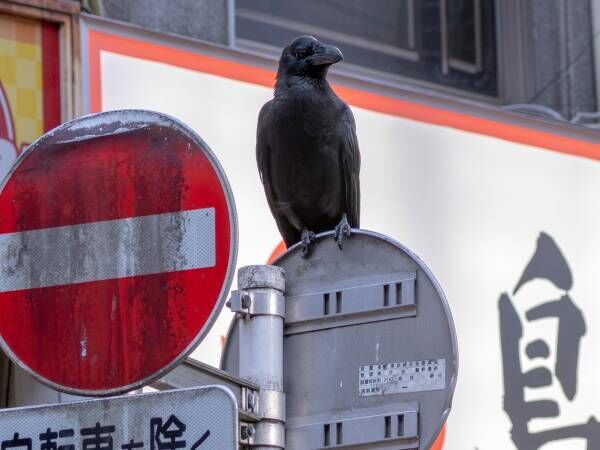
[286,401,420,449]
[152,358,261,424]
[285,271,417,335]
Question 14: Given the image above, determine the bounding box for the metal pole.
[230,265,286,449]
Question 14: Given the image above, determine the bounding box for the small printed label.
[359,359,446,397]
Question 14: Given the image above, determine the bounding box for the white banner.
[85,24,600,450]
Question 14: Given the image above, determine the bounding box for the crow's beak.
[308,45,343,67]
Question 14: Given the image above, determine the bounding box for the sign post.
[0,110,237,396]
[228,265,286,449]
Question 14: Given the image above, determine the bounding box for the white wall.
[100,50,600,450]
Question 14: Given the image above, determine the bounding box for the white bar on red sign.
[0,207,216,292]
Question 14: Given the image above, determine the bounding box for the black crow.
[256,35,361,256]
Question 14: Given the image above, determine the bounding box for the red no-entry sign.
[0,110,237,395]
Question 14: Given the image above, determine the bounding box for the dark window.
[235,0,497,96]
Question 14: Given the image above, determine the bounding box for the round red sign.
[0,110,237,395]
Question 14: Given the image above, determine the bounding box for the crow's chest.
[268,98,343,201]
[269,98,340,154]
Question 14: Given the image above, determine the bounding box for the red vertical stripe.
[41,21,61,132]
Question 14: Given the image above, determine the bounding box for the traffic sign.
[0,386,238,450]
[222,230,457,450]
[0,110,237,395]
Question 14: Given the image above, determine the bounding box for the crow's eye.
[293,48,310,59]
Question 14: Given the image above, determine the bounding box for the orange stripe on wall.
[88,30,275,114]
[336,85,600,161]
[88,29,599,161]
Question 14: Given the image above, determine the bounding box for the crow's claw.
[334,214,352,249]
[301,228,317,258]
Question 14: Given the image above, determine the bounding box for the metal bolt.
[241,293,252,309]
[240,424,255,440]
[247,392,256,410]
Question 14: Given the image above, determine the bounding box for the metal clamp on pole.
[229,265,286,449]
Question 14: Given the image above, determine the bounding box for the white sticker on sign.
[359,359,446,397]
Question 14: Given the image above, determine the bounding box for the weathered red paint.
[0,120,232,393]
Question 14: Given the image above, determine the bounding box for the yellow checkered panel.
[0,13,44,149]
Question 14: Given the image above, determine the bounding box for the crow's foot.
[301,228,317,258]
[334,214,352,249]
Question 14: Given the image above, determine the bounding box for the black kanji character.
[120,440,143,450]
[39,428,74,450]
[81,423,115,450]
[150,415,186,450]
[190,431,210,450]
[2,433,32,450]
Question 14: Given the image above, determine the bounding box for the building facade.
[98,0,599,122]
[0,1,599,450]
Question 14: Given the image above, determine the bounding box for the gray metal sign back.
[222,230,458,449]
[0,386,238,450]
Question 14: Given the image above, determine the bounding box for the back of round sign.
[222,230,457,449]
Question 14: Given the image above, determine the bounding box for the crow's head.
[276,35,343,84]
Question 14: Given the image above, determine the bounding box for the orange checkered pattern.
[0,13,44,149]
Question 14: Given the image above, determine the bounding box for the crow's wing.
[256,101,300,246]
[256,102,273,200]
[339,105,361,227]
[256,101,280,222]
